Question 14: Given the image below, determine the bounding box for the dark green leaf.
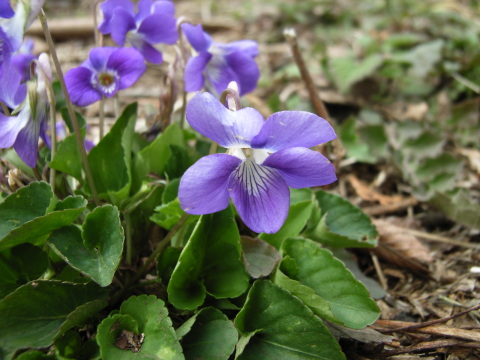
[87,103,137,203]
[0,280,106,353]
[168,206,250,310]
[50,132,84,181]
[235,280,346,360]
[49,205,124,287]
[177,307,238,360]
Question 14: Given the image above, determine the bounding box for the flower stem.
[38,9,101,206]
[125,212,133,264]
[45,78,57,191]
[99,97,105,139]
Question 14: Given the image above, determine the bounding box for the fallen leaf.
[348,175,404,206]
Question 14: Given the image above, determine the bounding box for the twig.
[371,252,388,290]
[363,197,419,216]
[378,339,480,357]
[38,10,101,206]
[377,304,480,333]
[283,28,331,123]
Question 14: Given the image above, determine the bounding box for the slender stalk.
[44,72,57,191]
[99,97,105,139]
[125,212,133,265]
[180,89,187,129]
[39,10,101,206]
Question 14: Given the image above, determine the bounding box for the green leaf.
[0,182,52,240]
[97,295,184,359]
[168,206,250,310]
[50,132,83,181]
[177,307,238,360]
[304,190,378,248]
[87,103,137,204]
[259,200,313,249]
[0,280,106,353]
[55,331,100,360]
[49,205,124,287]
[0,244,49,298]
[403,132,445,158]
[281,238,380,329]
[132,123,185,192]
[235,280,346,360]
[330,54,384,93]
[272,269,339,324]
[15,350,55,360]
[241,236,281,279]
[0,188,87,251]
[151,198,188,230]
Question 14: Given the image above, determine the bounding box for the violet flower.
[11,38,36,82]
[181,23,260,96]
[65,47,146,107]
[98,0,178,64]
[0,53,50,167]
[0,0,14,19]
[178,91,337,234]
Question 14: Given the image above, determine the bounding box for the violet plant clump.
[179,88,337,233]
[0,1,382,359]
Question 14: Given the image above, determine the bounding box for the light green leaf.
[281,238,380,329]
[177,307,238,360]
[330,54,384,93]
[0,280,106,353]
[235,280,346,360]
[430,189,480,229]
[49,205,124,287]
[49,132,83,181]
[304,190,378,248]
[97,295,184,360]
[168,206,250,310]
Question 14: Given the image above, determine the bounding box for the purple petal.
[204,55,239,96]
[136,40,163,64]
[11,53,36,82]
[138,13,178,44]
[181,23,211,52]
[179,154,242,214]
[0,113,27,148]
[251,111,337,152]
[228,160,289,233]
[85,47,116,71]
[220,40,259,58]
[186,92,265,148]
[225,51,259,95]
[183,52,211,92]
[110,8,136,46]
[136,0,154,21]
[13,108,43,167]
[65,66,101,107]
[106,47,146,89]
[0,27,13,66]
[99,0,134,34]
[263,147,337,188]
[0,0,14,18]
[152,0,175,16]
[0,63,26,108]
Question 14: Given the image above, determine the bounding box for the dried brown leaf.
[348,175,404,206]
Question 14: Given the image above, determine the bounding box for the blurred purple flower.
[98,0,178,64]
[181,23,260,96]
[178,92,337,234]
[0,53,50,167]
[65,47,146,107]
[11,38,36,82]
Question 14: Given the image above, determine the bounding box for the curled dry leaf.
[372,218,433,275]
[348,175,404,206]
[457,148,480,175]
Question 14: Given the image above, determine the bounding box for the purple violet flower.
[0,53,50,167]
[64,47,146,107]
[178,91,337,234]
[181,23,260,96]
[98,0,178,64]
[11,38,36,82]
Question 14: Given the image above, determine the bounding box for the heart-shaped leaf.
[49,205,124,287]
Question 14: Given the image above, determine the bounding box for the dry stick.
[378,304,480,334]
[39,10,101,206]
[283,28,331,122]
